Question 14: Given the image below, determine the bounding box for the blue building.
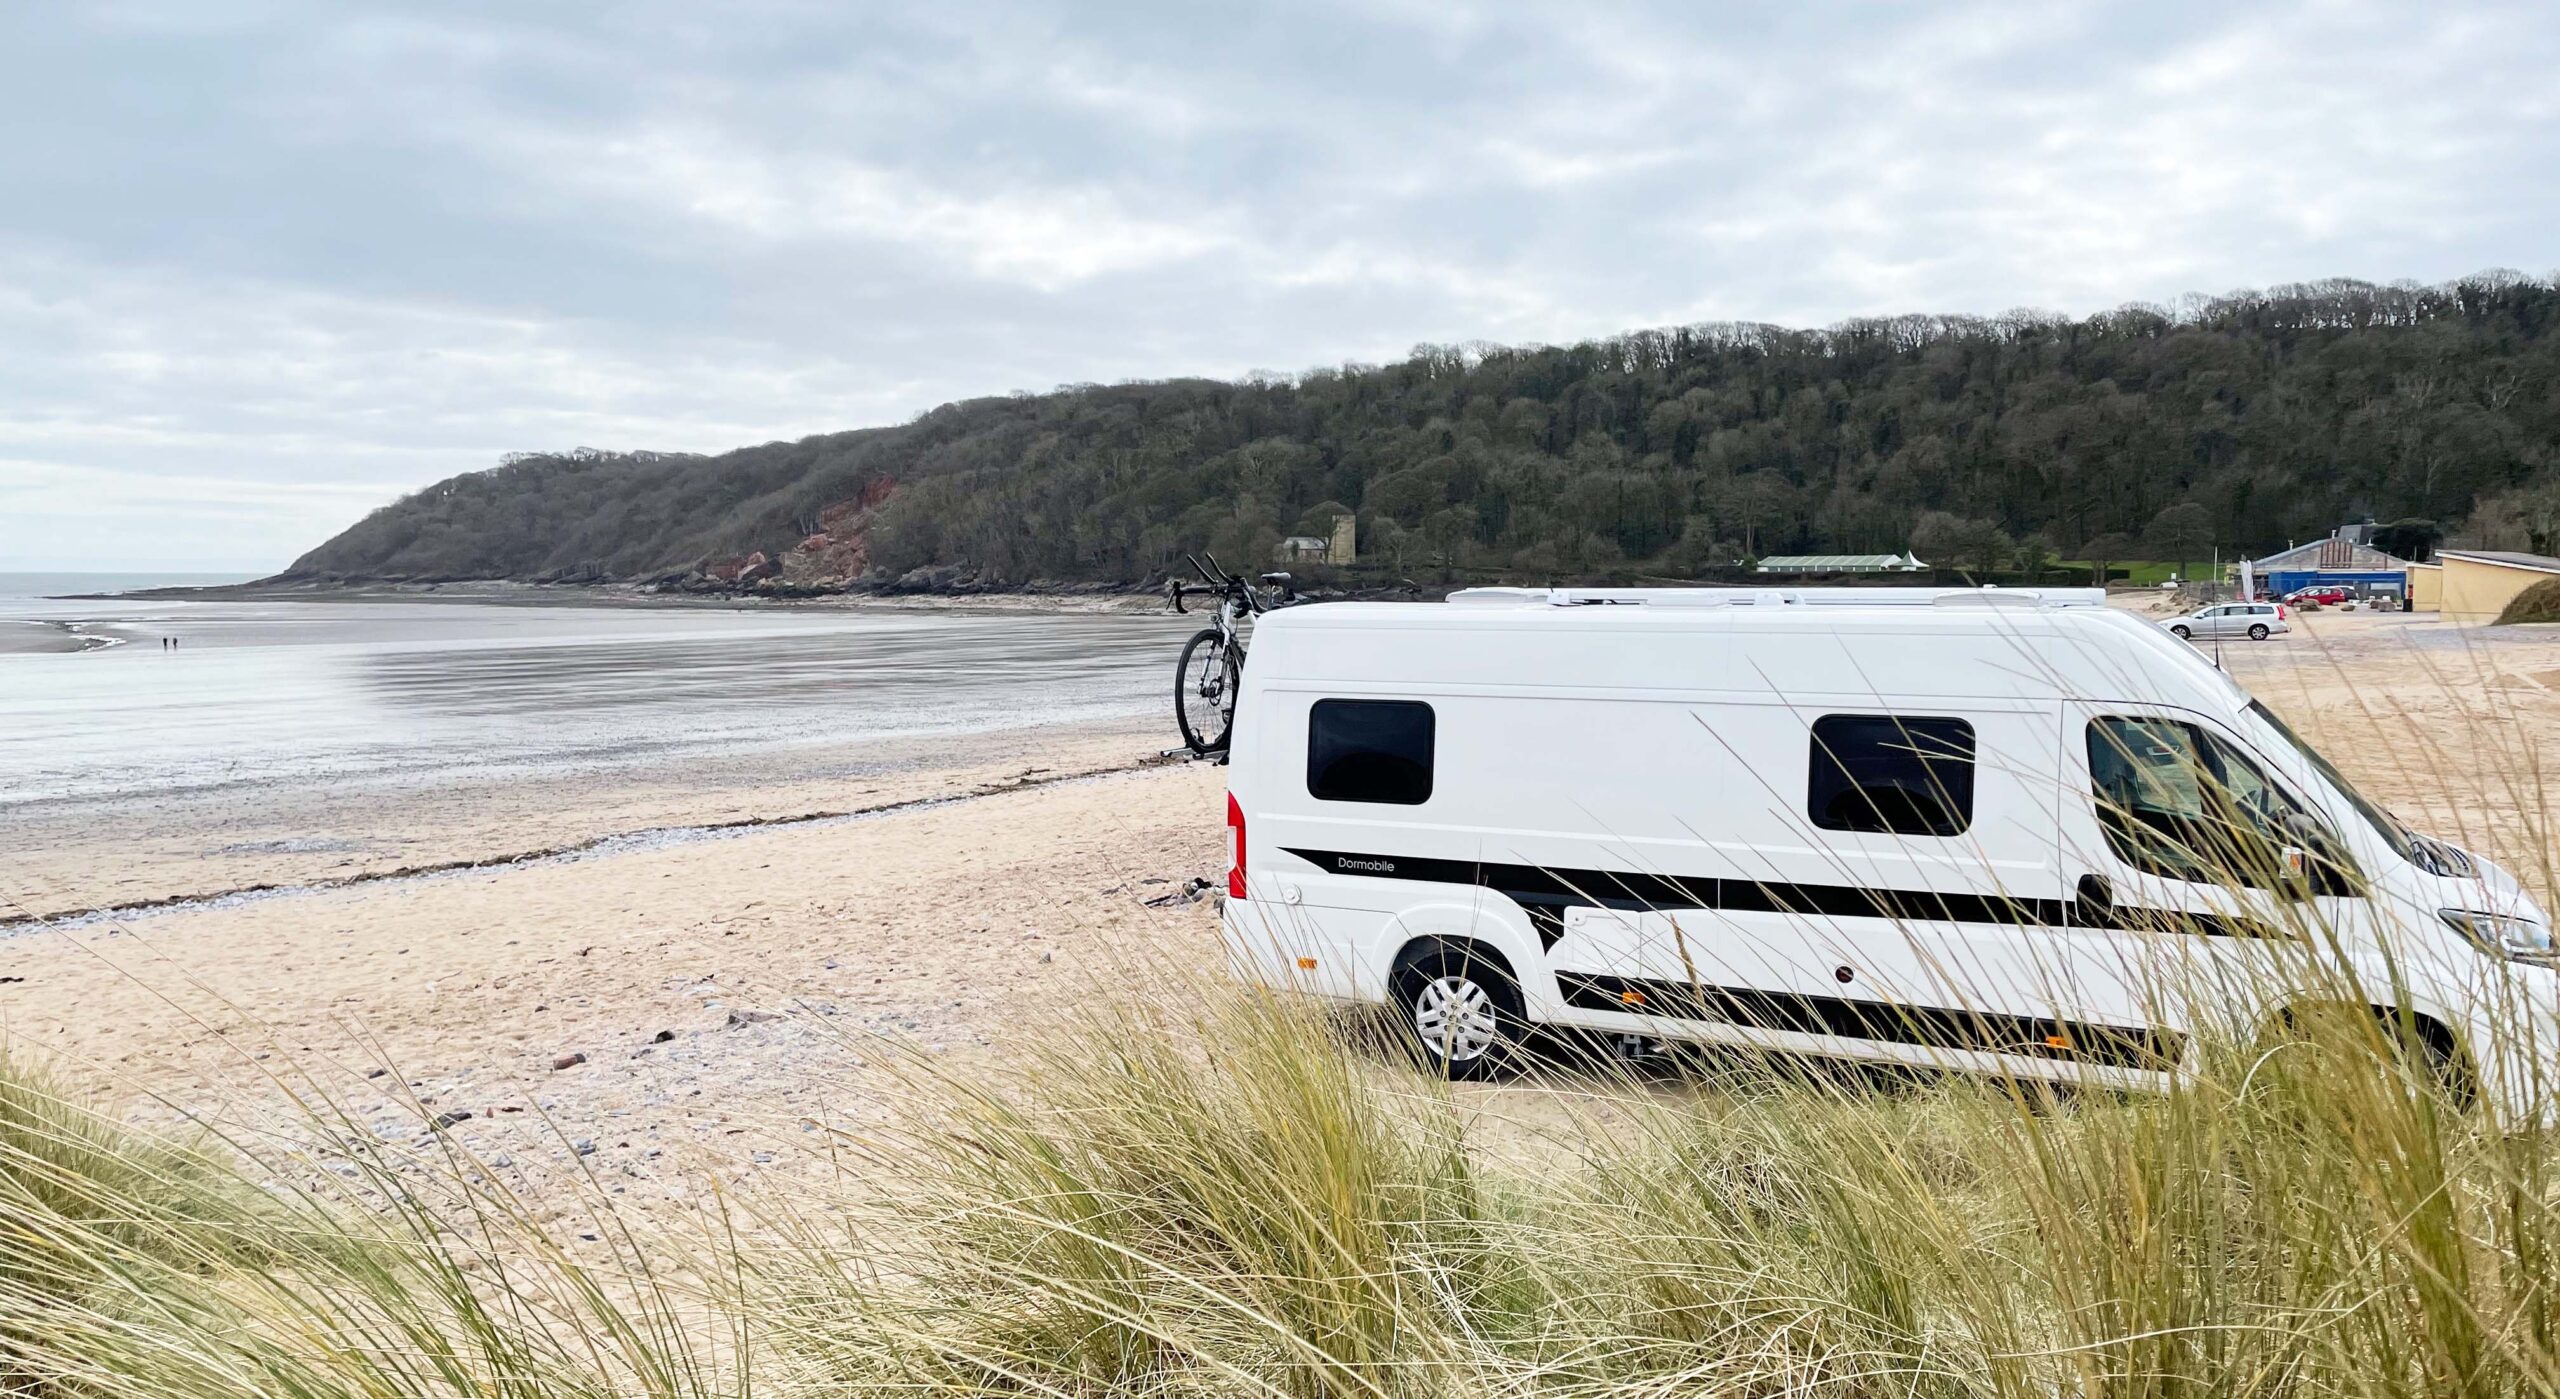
[2244,525,2412,600]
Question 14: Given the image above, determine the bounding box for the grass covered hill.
[282,272,2560,589]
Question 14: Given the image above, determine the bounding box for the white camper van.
[1219,587,2557,1112]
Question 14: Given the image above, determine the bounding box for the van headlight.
[2440,909,2558,961]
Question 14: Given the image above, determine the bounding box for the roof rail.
[1445,585,2106,609]
[1445,587,1800,608]
[1927,588,2105,609]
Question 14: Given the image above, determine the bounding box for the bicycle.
[1167,553,1298,756]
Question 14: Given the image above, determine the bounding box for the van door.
[2052,702,2367,1055]
[1541,702,2107,1070]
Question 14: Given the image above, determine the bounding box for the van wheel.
[2378,1008,2477,1108]
[1391,942,1526,1081]
[2270,1004,2476,1108]
[2248,623,2270,640]
[2170,624,2192,640]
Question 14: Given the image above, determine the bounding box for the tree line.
[284,272,2560,587]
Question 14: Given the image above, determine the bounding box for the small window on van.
[1808,715,1975,836]
[1308,700,1434,805]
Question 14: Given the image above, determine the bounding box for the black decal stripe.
[2093,906,2283,940]
[1557,974,2184,1071]
[1280,846,2281,940]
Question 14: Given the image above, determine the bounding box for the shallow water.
[0,575,1196,807]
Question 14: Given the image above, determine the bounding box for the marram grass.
[7,958,2560,1397]
[8,635,2560,1396]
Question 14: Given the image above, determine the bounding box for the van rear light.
[1226,792,1247,899]
[2278,604,2288,620]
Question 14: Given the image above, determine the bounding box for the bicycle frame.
[1167,553,1302,758]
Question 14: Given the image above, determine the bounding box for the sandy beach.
[4,735,1230,1213]
[5,603,2557,1222]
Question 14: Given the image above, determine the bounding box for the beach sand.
[6,727,1231,1214]
[4,607,2556,1219]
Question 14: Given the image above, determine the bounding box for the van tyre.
[2378,1009,2478,1109]
[2248,623,2270,640]
[1391,942,1527,1081]
[2272,1004,2477,1109]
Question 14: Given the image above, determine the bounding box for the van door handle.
[2074,873,2114,927]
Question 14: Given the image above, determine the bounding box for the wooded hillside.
[284,273,2560,587]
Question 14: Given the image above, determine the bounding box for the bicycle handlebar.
[1174,551,1299,612]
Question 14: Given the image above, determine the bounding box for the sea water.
[0,576,1194,807]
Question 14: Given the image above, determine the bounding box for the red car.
[2284,585,2350,607]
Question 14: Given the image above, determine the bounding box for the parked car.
[1216,585,2552,1114]
[2286,586,2351,607]
[2165,601,2287,641]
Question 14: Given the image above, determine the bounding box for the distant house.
[2244,526,2412,601]
[1274,513,1358,566]
[2419,550,2560,621]
[1756,552,1927,575]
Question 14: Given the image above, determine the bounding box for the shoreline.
[103,572,1460,613]
[106,576,1184,615]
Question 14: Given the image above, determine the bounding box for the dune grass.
[7,961,2559,1397]
[2494,578,2560,627]
[738,968,2560,1398]
[7,630,2559,1396]
[0,1043,740,1398]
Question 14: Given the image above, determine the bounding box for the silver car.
[2163,601,2288,642]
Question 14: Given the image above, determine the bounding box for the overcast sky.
[2,1,2554,571]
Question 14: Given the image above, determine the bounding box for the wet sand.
[1,591,1198,919]
[0,620,122,654]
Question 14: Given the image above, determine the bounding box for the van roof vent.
[1444,587,1801,609]
[1927,588,2100,609]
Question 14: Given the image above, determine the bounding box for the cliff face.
[278,421,932,587]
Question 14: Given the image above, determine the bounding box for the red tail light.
[1226,792,1247,899]
[2277,604,2288,620]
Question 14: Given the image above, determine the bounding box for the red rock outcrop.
[779,477,897,585]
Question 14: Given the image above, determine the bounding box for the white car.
[2164,601,2287,642]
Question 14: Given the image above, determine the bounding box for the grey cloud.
[1,0,2553,569]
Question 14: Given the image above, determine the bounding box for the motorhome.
[1219,587,2556,1112]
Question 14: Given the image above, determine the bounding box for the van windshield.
[2244,699,2419,863]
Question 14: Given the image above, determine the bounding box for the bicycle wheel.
[1174,628,1240,754]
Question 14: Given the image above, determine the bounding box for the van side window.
[1807,715,1974,836]
[1308,700,1434,805]
[2085,717,2350,888]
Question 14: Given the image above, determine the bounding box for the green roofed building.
[1756,552,1928,574]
